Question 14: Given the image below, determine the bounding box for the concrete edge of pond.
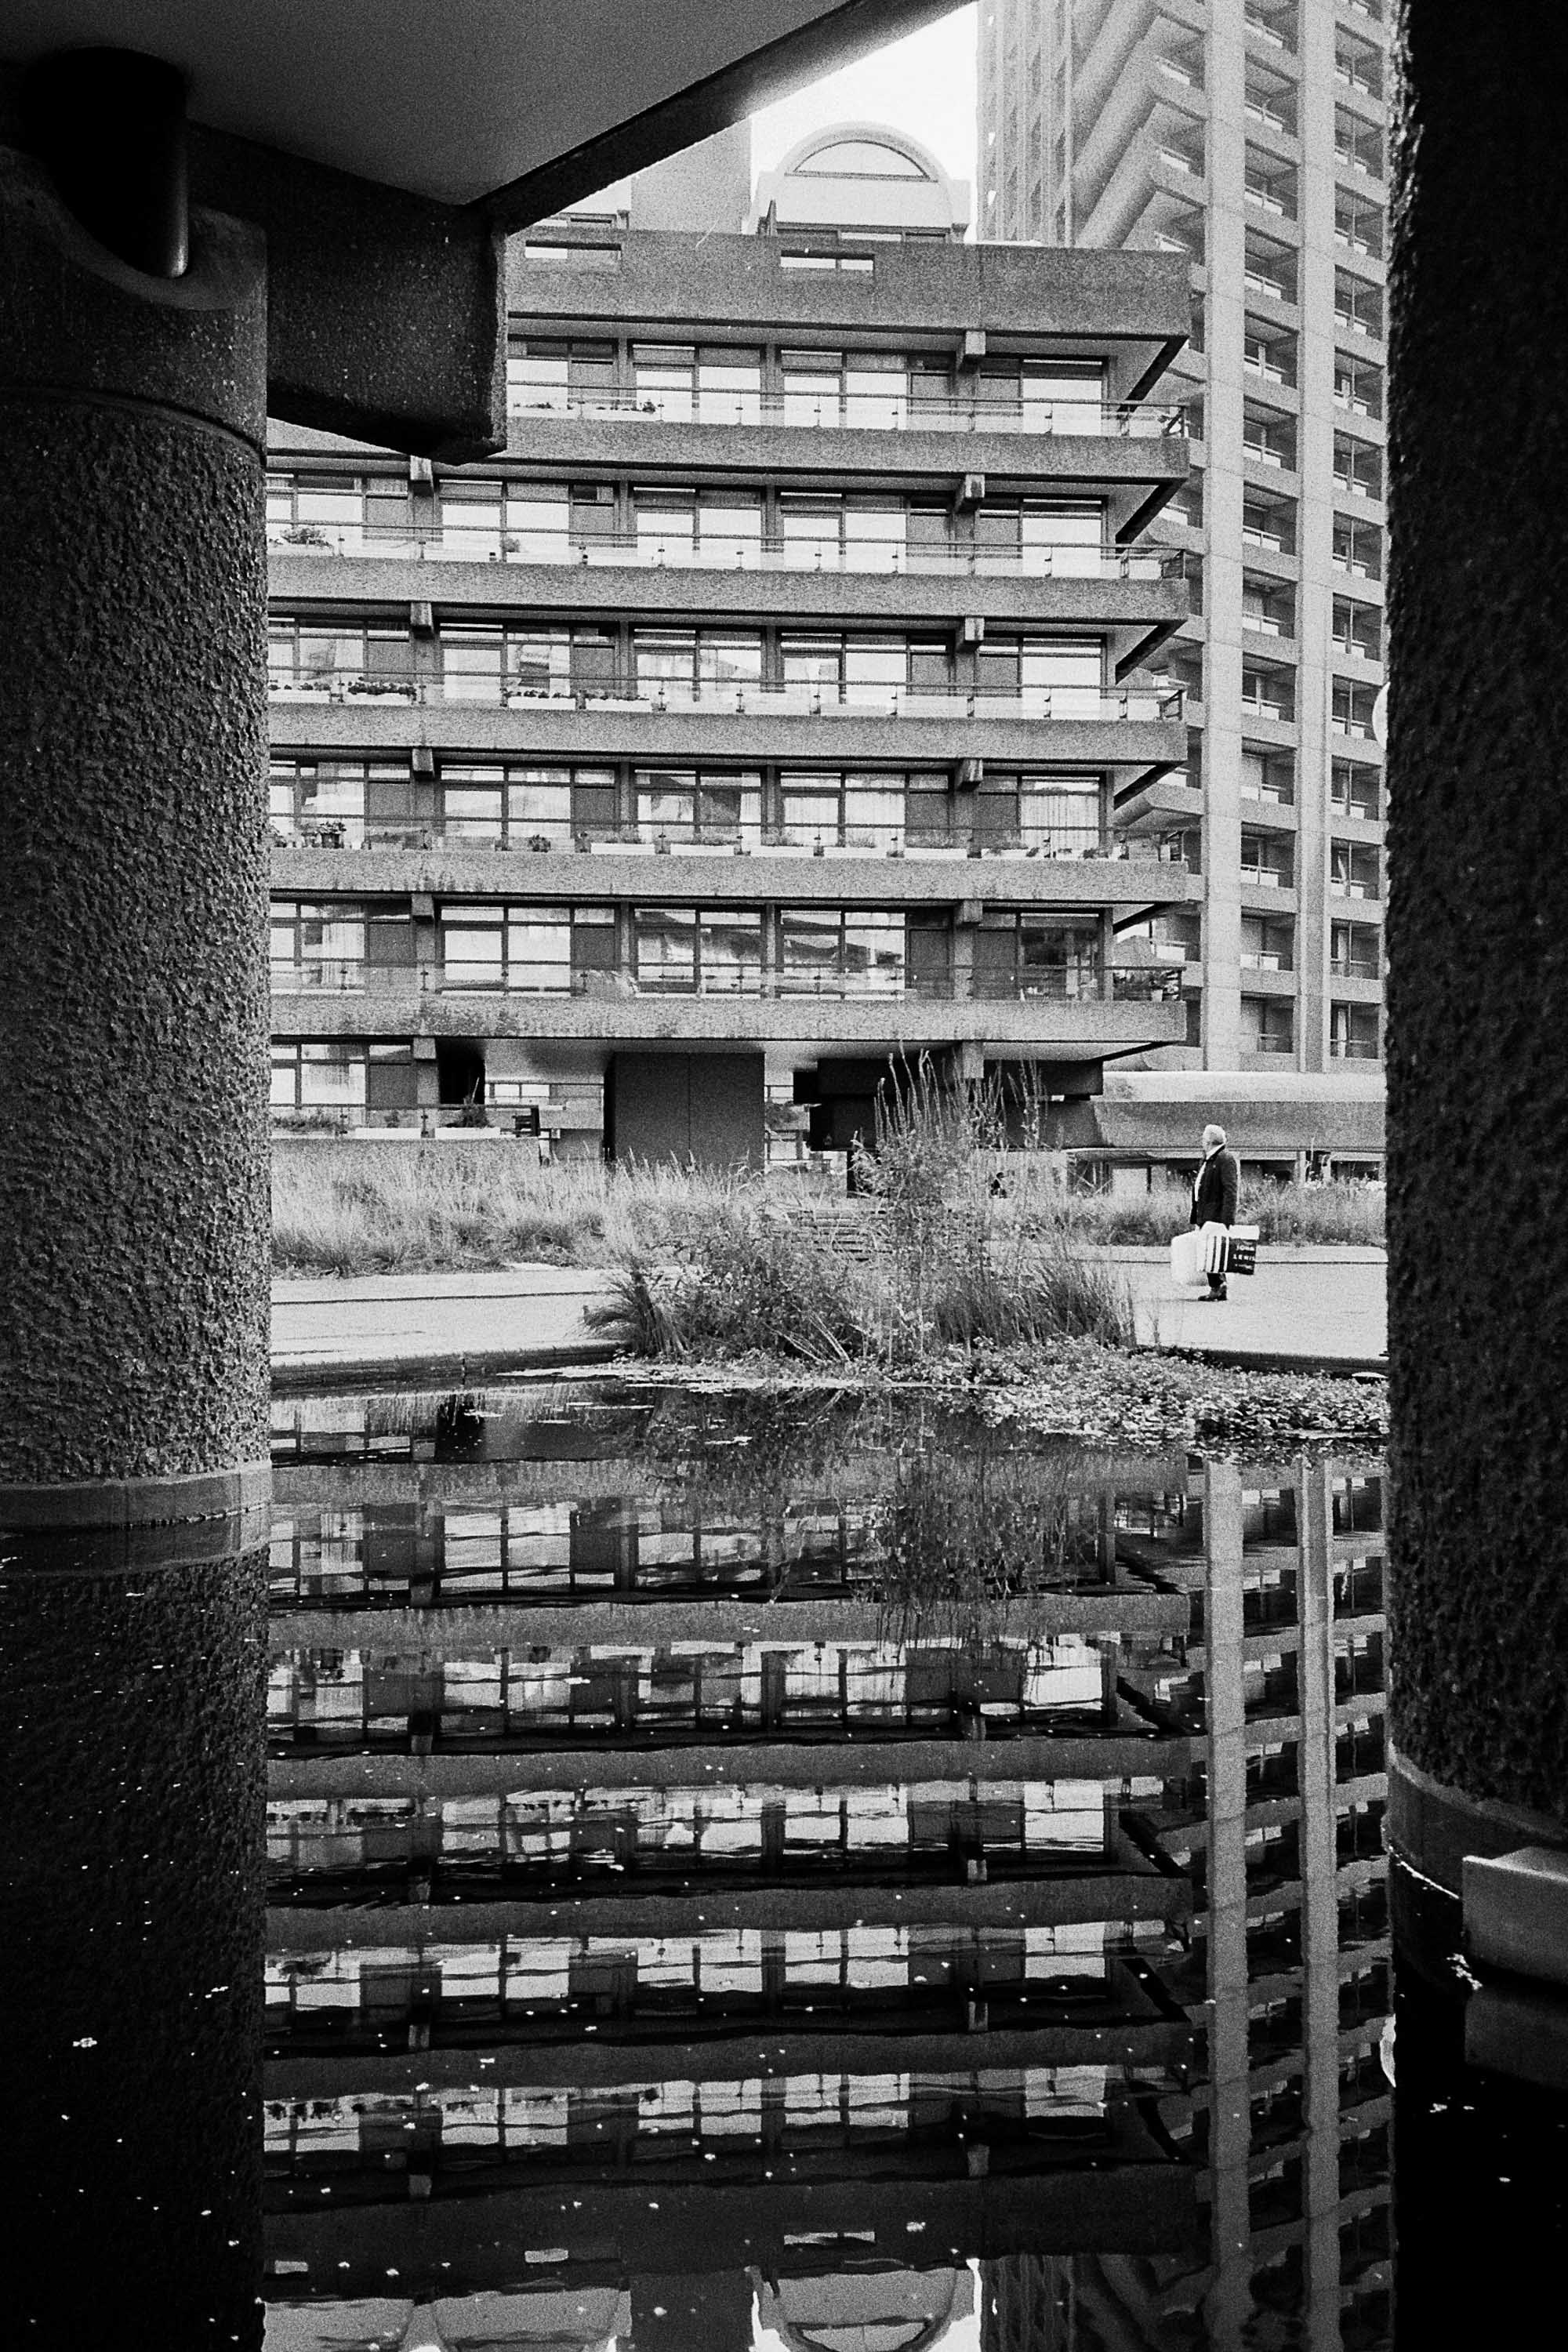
[270,1337,1387,1389]
[1137,1343,1388,1377]
[270,1340,622,1394]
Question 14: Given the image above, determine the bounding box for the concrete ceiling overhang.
[2,0,955,456]
[0,0,955,219]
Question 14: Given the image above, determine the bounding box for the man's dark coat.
[1191,1147,1240,1229]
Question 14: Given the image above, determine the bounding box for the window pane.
[699,635,762,696]
[506,914,572,993]
[844,782,903,845]
[637,781,698,840]
[697,351,761,425]
[509,780,572,841]
[844,912,906,993]
[506,491,572,558]
[445,786,504,840]
[781,908,841,989]
[634,906,697,989]
[701,912,763,990]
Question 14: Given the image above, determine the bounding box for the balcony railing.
[503,387,1188,437]
[267,670,1185,724]
[268,521,1189,583]
[270,960,1187,1004]
[272,818,1130,861]
[272,1094,600,1136]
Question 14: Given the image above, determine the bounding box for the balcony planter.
[280,524,332,549]
[527,834,553,852]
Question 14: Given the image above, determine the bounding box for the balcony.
[271,960,1189,1006]
[267,520,1189,587]
[267,670,1185,726]
[271,833,1199,920]
[269,958,1192,1051]
[506,384,1188,439]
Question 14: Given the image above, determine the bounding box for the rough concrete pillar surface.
[0,151,270,1493]
[1386,2,1568,1880]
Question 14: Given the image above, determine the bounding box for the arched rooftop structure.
[750,122,970,238]
[757,2262,975,2352]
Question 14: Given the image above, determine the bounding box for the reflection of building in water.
[1112,1455,1392,2347]
[262,1399,1389,2350]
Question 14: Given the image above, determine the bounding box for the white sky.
[750,3,978,191]
[592,5,978,223]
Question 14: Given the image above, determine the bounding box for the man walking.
[1191,1123,1240,1301]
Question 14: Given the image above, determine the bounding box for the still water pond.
[10,1382,1568,2347]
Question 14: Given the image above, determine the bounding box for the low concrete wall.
[272,1132,601,1173]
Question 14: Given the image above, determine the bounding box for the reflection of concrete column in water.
[1297,1461,1346,2342]
[5,1519,268,2346]
[1200,1464,1251,2352]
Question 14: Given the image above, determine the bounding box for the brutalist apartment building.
[980,0,1389,1175]
[266,129,1204,1171]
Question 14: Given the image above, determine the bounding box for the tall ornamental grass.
[273,1124,1384,1285]
[590,1061,1136,1364]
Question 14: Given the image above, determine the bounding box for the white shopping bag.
[1170,1227,1207,1289]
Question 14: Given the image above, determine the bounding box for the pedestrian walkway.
[271,1268,619,1390]
[1106,1244,1387,1373]
[271,1247,1387,1388]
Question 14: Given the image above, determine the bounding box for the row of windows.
[1238,579,1382,661]
[1149,648,1384,735]
[267,619,1113,705]
[1241,1000,1381,1058]
[268,472,1116,571]
[1130,910,1381,978]
[1236,833,1383,896]
[1238,326,1384,423]
[1196,143,1388,259]
[270,902,1108,1002]
[508,339,1114,429]
[265,1919,1141,2029]
[1195,488,1384,576]
[268,759,1106,852]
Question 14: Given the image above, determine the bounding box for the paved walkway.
[272,1247,1386,1388]
[1105,1244,1387,1374]
[271,1269,619,1390]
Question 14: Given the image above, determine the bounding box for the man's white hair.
[1203,1123,1227,1149]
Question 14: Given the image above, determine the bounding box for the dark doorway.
[435,1039,485,1108]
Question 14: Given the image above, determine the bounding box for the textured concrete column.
[1385,2,1568,1885]
[0,147,269,1508]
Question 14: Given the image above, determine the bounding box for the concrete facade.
[264,132,1199,1170]
[980,0,1389,1178]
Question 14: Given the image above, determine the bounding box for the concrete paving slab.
[270,1266,619,1390]
[1106,1247,1387,1372]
